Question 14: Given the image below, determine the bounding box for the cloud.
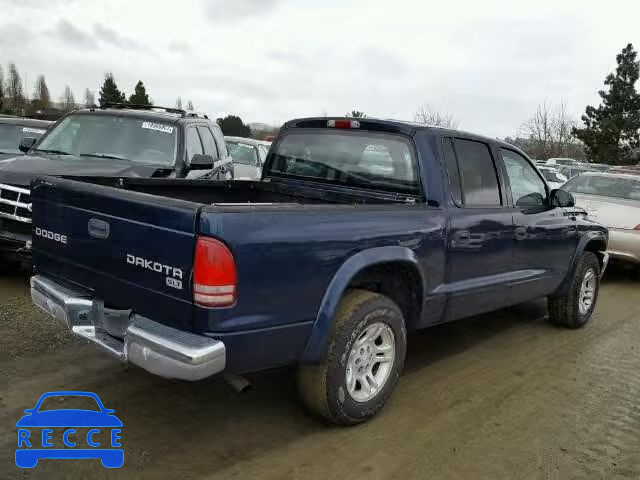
[205,0,280,23]
[52,19,97,48]
[168,41,191,54]
[93,24,144,51]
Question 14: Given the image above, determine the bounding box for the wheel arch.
[300,246,424,364]
[555,231,607,295]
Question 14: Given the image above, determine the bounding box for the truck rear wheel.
[548,252,600,329]
[297,289,407,425]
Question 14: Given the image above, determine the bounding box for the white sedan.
[562,172,640,265]
[537,166,568,189]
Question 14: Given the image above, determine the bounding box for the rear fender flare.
[300,246,423,364]
[555,231,607,295]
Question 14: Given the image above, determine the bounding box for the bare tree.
[6,63,24,114]
[186,100,194,111]
[175,97,183,109]
[60,85,76,112]
[32,75,51,112]
[0,65,4,112]
[519,100,585,160]
[414,104,459,129]
[83,88,95,108]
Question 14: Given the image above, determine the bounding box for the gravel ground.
[1,267,639,479]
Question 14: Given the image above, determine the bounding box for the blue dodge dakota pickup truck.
[29,117,608,425]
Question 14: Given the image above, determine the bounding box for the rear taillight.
[327,119,360,129]
[193,237,237,307]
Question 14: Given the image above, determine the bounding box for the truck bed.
[62,176,414,206]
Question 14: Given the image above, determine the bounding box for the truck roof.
[0,116,53,128]
[70,105,211,124]
[283,117,524,154]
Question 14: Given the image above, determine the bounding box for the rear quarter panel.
[194,204,447,337]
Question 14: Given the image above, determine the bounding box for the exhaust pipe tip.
[224,374,252,393]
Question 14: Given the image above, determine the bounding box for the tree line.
[351,43,640,165]
[0,63,197,116]
[506,43,640,164]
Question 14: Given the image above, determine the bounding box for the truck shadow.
[3,265,637,479]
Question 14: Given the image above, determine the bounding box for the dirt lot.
[1,268,639,479]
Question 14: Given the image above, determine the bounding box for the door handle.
[453,230,471,245]
[514,226,527,241]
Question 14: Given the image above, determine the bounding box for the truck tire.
[297,289,407,425]
[548,252,600,329]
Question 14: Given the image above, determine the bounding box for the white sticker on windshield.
[141,122,174,134]
[22,127,46,134]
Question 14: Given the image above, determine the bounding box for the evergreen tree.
[98,72,126,106]
[346,110,366,118]
[573,44,640,164]
[175,97,183,109]
[128,80,152,105]
[186,100,194,111]
[216,115,252,137]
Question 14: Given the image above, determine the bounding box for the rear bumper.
[30,275,226,381]
[607,228,640,264]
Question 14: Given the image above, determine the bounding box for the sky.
[1,0,639,137]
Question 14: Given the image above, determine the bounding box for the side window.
[185,127,203,163]
[197,126,219,159]
[210,126,228,157]
[442,138,462,204]
[501,149,547,208]
[454,139,501,206]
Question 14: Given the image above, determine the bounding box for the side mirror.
[516,192,545,207]
[550,189,575,208]
[190,154,215,170]
[19,137,37,153]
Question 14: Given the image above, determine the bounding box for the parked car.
[546,157,580,167]
[30,117,608,425]
[225,136,271,180]
[588,163,611,172]
[537,165,568,189]
[0,116,51,160]
[0,104,232,267]
[557,165,596,180]
[562,172,640,266]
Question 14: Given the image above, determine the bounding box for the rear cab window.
[443,137,502,207]
[266,129,421,196]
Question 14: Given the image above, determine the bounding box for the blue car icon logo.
[15,391,123,468]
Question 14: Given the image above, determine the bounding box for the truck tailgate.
[31,177,200,331]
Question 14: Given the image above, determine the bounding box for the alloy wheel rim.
[578,268,596,315]
[345,322,395,403]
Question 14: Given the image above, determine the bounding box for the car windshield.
[540,168,567,183]
[562,174,640,200]
[228,142,259,166]
[37,394,101,412]
[267,129,420,195]
[0,124,47,154]
[35,114,177,166]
